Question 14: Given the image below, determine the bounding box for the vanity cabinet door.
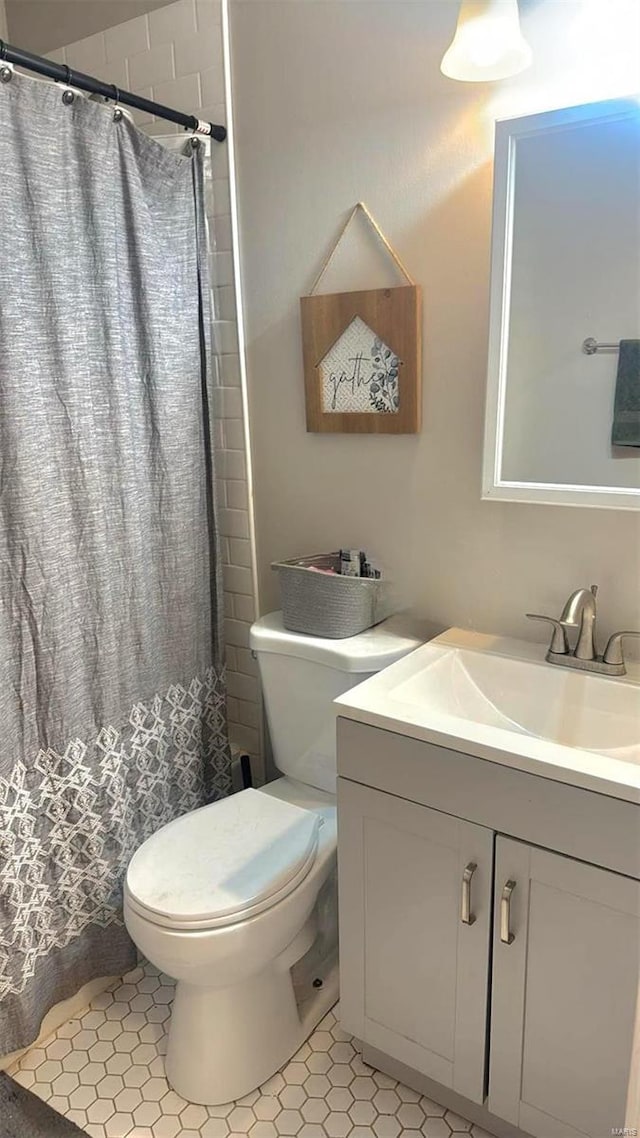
[338,778,493,1104]
[489,837,640,1138]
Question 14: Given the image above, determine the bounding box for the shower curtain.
[0,70,231,1054]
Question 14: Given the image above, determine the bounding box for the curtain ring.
[60,64,75,104]
[111,85,123,122]
[186,115,203,148]
[0,41,13,81]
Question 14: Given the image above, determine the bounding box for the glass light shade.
[441,0,532,82]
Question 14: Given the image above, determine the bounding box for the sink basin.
[335,628,640,803]
[392,644,639,758]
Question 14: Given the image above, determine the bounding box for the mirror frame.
[482,97,640,511]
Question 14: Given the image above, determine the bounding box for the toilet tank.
[249,612,422,795]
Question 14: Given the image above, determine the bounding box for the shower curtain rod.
[0,39,227,141]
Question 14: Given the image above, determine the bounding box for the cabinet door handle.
[461,862,477,925]
[500,879,516,944]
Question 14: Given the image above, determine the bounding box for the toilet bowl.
[124,778,337,1104]
[124,612,421,1104]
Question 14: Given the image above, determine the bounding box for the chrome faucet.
[559,585,598,660]
[527,585,640,676]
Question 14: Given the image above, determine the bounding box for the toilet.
[123,611,421,1105]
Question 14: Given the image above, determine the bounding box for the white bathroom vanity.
[336,629,640,1138]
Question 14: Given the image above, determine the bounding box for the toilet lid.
[125,788,321,927]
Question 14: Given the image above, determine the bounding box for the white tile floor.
[11,962,494,1138]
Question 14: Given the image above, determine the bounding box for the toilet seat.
[125,788,321,931]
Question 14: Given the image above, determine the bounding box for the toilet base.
[165,940,339,1105]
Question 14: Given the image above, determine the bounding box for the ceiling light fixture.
[441,0,532,83]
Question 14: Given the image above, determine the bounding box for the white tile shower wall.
[49,0,262,773]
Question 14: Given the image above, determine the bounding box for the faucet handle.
[603,630,640,668]
[590,584,599,598]
[526,614,569,655]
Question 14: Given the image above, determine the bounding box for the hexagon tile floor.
[10,961,494,1138]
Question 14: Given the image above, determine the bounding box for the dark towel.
[0,1073,89,1138]
[611,339,640,447]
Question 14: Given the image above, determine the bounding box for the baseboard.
[0,975,119,1073]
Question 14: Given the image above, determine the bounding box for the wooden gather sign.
[300,204,422,434]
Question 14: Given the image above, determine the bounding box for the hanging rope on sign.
[309,202,416,295]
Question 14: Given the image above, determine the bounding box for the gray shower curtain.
[0,70,231,1054]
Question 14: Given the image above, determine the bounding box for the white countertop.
[335,628,640,805]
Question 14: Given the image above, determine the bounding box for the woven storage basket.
[272,552,391,639]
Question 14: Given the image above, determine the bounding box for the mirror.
[483,97,640,510]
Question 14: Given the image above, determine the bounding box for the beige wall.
[0,0,7,41]
[5,0,175,55]
[230,0,640,649]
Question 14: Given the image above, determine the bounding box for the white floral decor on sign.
[318,316,400,414]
